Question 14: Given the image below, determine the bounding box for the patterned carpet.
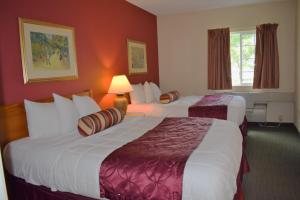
[243,124,300,200]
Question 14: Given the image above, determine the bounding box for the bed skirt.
[239,116,250,182]
[239,117,248,139]
[6,153,248,200]
[6,172,96,200]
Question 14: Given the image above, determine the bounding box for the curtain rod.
[207,25,256,31]
[208,23,279,31]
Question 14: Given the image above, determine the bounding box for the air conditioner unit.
[246,104,267,122]
[226,92,294,123]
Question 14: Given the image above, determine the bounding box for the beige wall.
[157,0,296,95]
[295,0,300,131]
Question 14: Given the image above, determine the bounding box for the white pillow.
[144,81,155,103]
[129,83,146,104]
[24,100,61,138]
[73,95,101,117]
[150,82,162,102]
[53,93,80,134]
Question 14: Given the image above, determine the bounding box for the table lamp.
[108,75,133,115]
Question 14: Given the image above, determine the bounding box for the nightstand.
[126,112,146,117]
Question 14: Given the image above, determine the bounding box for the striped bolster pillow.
[160,90,180,104]
[78,108,123,136]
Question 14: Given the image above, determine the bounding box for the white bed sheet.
[4,116,242,200]
[127,95,246,125]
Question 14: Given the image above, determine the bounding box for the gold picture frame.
[127,39,147,75]
[19,18,78,83]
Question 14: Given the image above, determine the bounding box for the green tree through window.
[230,31,256,86]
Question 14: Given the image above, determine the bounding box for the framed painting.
[127,39,147,75]
[19,18,78,83]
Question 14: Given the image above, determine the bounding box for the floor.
[243,123,300,200]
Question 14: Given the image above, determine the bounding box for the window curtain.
[208,28,232,90]
[253,23,279,89]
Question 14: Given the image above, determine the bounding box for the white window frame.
[230,30,256,87]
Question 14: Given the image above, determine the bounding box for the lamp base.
[114,94,128,116]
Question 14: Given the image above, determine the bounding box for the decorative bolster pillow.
[78,108,124,136]
[160,90,180,104]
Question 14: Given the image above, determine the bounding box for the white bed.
[4,116,242,200]
[128,95,246,125]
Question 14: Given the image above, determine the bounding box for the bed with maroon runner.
[5,116,247,200]
[189,94,248,138]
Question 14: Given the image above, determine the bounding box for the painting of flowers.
[19,18,78,83]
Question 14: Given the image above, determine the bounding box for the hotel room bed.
[128,95,248,138]
[128,95,246,125]
[4,116,244,200]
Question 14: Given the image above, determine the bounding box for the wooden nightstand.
[126,112,146,117]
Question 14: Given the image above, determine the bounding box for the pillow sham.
[160,91,180,104]
[24,100,61,138]
[53,93,80,135]
[144,81,155,103]
[150,82,162,102]
[129,83,146,104]
[78,108,123,136]
[73,95,101,117]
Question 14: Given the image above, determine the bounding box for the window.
[230,31,256,86]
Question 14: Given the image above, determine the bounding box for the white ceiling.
[126,0,284,15]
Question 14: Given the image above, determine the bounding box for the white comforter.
[4,116,242,200]
[128,96,246,125]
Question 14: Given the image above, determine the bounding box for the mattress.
[4,116,242,200]
[127,95,246,125]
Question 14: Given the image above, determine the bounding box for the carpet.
[243,124,300,200]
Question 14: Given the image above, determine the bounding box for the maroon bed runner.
[99,118,213,200]
[188,94,233,120]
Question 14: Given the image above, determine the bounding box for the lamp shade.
[108,75,133,94]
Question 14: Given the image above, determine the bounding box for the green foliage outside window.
[230,31,256,86]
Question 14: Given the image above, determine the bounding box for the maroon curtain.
[208,28,232,90]
[253,24,279,89]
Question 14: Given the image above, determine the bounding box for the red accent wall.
[0,0,158,107]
